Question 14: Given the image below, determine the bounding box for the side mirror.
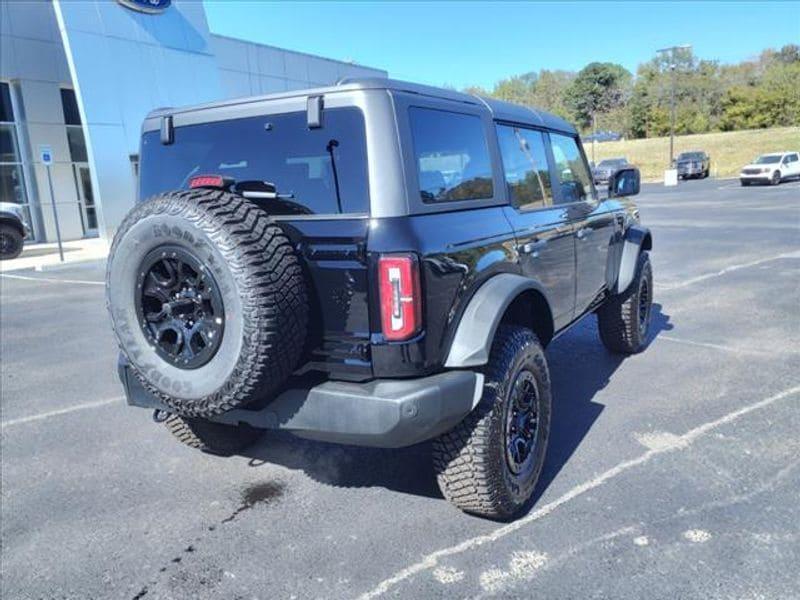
[608,167,640,198]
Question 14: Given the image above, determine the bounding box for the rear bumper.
[118,357,482,448]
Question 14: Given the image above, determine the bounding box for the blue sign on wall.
[116,0,171,14]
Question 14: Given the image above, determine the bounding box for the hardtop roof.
[146,77,577,135]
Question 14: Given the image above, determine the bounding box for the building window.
[60,88,88,163]
[0,82,30,230]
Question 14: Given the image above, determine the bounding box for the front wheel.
[0,224,23,260]
[771,171,781,185]
[433,326,551,519]
[597,251,653,354]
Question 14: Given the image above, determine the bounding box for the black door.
[496,124,576,331]
[549,132,617,314]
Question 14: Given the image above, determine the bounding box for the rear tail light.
[378,254,422,341]
[189,174,226,189]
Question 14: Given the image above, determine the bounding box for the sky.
[204,1,800,90]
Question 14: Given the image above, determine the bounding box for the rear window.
[139,107,369,215]
[408,107,493,203]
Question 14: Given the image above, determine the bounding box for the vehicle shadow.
[240,303,673,506]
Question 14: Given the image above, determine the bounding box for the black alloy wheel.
[505,370,540,475]
[0,225,23,260]
[638,274,651,338]
[135,245,225,370]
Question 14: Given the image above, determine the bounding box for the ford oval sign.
[117,0,171,14]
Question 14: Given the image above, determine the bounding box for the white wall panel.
[18,81,65,125]
[259,76,287,94]
[0,1,13,37]
[212,36,249,72]
[257,46,286,78]
[11,37,60,82]
[0,33,18,79]
[219,69,251,98]
[283,52,309,83]
[25,122,71,166]
[307,57,339,85]
[6,0,59,42]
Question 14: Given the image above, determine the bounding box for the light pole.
[656,45,691,167]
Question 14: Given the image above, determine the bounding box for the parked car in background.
[592,157,630,185]
[676,150,710,179]
[740,152,800,186]
[0,202,29,260]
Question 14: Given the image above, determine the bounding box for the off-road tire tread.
[432,326,550,519]
[0,224,23,260]
[164,414,262,456]
[597,251,652,354]
[107,189,308,417]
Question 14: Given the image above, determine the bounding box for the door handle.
[576,227,592,240]
[519,239,547,255]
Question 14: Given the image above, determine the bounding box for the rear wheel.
[598,251,653,354]
[741,180,750,187]
[0,224,23,260]
[433,326,551,519]
[165,414,263,456]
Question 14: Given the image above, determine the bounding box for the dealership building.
[0,0,386,243]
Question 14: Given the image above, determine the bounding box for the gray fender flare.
[444,273,551,368]
[615,225,652,294]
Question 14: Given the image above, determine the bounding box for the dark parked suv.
[676,150,710,179]
[108,78,653,519]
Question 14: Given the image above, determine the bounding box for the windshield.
[678,152,703,160]
[754,155,781,164]
[139,108,369,215]
[598,159,625,168]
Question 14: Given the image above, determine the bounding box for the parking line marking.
[0,272,105,286]
[357,384,800,599]
[657,251,800,291]
[1,397,122,429]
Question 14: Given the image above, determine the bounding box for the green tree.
[565,62,632,132]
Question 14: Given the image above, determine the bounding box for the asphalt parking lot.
[2,177,799,599]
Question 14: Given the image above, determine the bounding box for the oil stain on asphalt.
[131,480,286,599]
[221,481,286,523]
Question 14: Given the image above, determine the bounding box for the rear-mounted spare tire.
[106,189,308,417]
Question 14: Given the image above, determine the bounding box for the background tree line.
[462,45,800,139]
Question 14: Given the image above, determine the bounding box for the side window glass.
[550,133,593,204]
[496,124,552,211]
[409,107,494,203]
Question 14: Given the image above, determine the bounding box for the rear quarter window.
[139,107,369,215]
[408,107,493,203]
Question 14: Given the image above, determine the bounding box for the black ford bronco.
[108,78,652,519]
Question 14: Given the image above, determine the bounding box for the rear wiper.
[235,180,295,200]
[326,139,343,213]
